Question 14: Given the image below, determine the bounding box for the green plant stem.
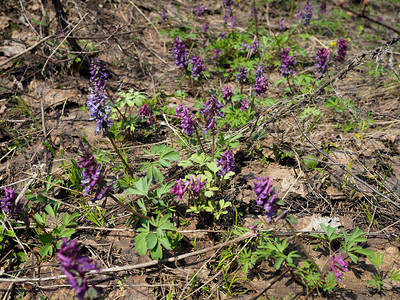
[285,219,321,274]
[286,76,296,94]
[194,125,206,153]
[190,76,196,97]
[106,191,150,221]
[107,133,134,178]
[211,132,215,161]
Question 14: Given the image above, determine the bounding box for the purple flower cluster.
[217,149,235,176]
[172,37,189,70]
[280,46,297,77]
[320,2,327,14]
[139,104,152,123]
[253,176,279,222]
[254,65,265,80]
[193,6,206,17]
[279,17,286,30]
[222,86,233,104]
[240,40,259,54]
[240,98,250,111]
[57,238,101,300]
[218,32,227,40]
[87,59,112,135]
[170,175,206,199]
[191,56,205,78]
[161,10,166,23]
[77,142,112,202]
[328,250,349,283]
[0,187,20,215]
[250,6,258,17]
[211,48,222,60]
[236,67,248,84]
[176,105,197,137]
[200,37,207,48]
[202,23,210,33]
[315,47,330,76]
[335,38,347,63]
[201,94,224,133]
[223,0,235,13]
[297,2,314,26]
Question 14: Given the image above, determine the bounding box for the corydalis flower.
[201,94,223,133]
[202,23,209,33]
[241,40,259,54]
[57,238,101,300]
[279,17,286,30]
[254,75,269,96]
[170,178,188,200]
[320,2,327,14]
[191,56,205,78]
[139,104,152,123]
[211,48,222,60]
[176,105,197,137]
[229,16,237,29]
[240,98,250,111]
[236,67,248,84]
[77,142,112,202]
[187,175,206,197]
[253,176,279,222]
[248,223,259,238]
[161,10,166,23]
[222,86,233,104]
[297,2,314,26]
[335,38,347,63]
[172,37,188,70]
[329,250,349,283]
[218,32,227,40]
[315,47,330,76]
[193,6,206,17]
[280,46,297,77]
[0,187,20,215]
[217,149,235,176]
[223,0,235,13]
[87,59,112,135]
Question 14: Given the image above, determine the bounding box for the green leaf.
[134,232,149,255]
[45,205,56,219]
[146,233,158,249]
[60,228,75,238]
[39,244,53,257]
[207,162,221,174]
[159,236,172,250]
[274,257,285,270]
[151,242,163,260]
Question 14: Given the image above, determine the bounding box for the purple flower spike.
[57,238,101,300]
[176,105,197,137]
[218,32,227,40]
[77,142,113,202]
[191,56,205,78]
[236,67,248,84]
[280,46,297,77]
[253,176,280,222]
[254,75,269,96]
[222,86,233,104]
[211,48,222,60]
[87,59,112,135]
[320,2,327,14]
[217,149,235,176]
[1,187,20,215]
[139,104,152,123]
[240,98,250,111]
[297,2,314,26]
[193,6,206,17]
[254,65,265,80]
[170,179,188,200]
[201,94,224,133]
[248,224,259,238]
[249,40,259,54]
[223,0,235,13]
[315,47,330,76]
[202,23,210,33]
[161,10,166,23]
[279,17,286,30]
[187,175,206,197]
[335,38,347,63]
[172,37,189,70]
[329,250,349,283]
[229,16,237,29]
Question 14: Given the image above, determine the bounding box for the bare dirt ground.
[1,0,400,299]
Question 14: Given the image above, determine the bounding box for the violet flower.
[170,179,188,200]
[172,37,188,70]
[193,6,206,17]
[329,250,349,283]
[223,0,235,13]
[87,59,112,135]
[0,187,20,215]
[186,175,206,197]
[248,224,259,238]
[161,10,166,23]
[139,104,152,123]
[217,149,235,176]
[297,2,314,26]
[236,67,248,84]
[191,56,205,78]
[240,98,250,111]
[335,38,347,63]
[202,23,210,33]
[176,105,197,137]
[222,86,233,104]
[315,47,330,76]
[201,94,224,133]
[254,65,265,80]
[218,32,227,40]
[280,46,297,77]
[229,16,237,29]
[279,17,286,30]
[320,2,327,14]
[249,40,259,54]
[77,142,113,202]
[250,6,258,17]
[253,176,279,222]
[57,238,101,300]
[211,48,222,60]
[200,37,207,48]
[254,75,269,96]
